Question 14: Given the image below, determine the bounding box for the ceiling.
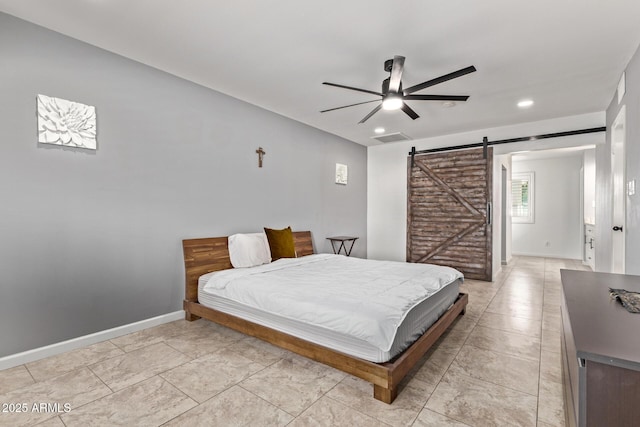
[512,145,596,162]
[2,1,640,147]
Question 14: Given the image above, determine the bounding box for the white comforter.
[203,254,463,352]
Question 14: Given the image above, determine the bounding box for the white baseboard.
[0,310,185,371]
[493,265,502,279]
[512,251,581,260]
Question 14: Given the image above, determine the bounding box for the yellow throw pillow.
[264,226,296,261]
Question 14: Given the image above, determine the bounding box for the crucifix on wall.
[256,147,266,168]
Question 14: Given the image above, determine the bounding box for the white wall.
[512,155,583,259]
[368,112,603,278]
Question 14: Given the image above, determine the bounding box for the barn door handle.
[613,225,623,232]
[486,202,492,225]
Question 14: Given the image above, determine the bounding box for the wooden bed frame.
[182,231,468,404]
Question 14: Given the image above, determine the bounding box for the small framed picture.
[335,163,348,185]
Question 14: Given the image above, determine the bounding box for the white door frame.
[611,106,626,273]
[501,166,508,265]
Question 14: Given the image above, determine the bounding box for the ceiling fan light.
[382,95,403,111]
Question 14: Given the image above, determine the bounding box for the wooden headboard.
[182,231,314,303]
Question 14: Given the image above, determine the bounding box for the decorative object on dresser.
[182,230,468,404]
[560,269,640,427]
[326,236,358,256]
[37,94,97,150]
[609,288,640,313]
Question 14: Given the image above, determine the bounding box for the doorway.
[501,166,508,265]
[611,106,626,273]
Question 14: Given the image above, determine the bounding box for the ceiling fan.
[321,56,476,123]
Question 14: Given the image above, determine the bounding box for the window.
[512,172,534,223]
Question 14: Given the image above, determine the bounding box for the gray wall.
[0,13,367,357]
[597,43,640,274]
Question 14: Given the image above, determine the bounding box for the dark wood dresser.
[560,269,640,427]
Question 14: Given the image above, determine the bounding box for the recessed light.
[518,99,534,108]
[374,127,385,134]
[442,101,456,108]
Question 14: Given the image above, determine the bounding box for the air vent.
[371,132,412,143]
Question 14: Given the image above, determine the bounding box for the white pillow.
[228,232,272,268]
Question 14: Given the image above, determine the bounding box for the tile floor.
[0,256,586,426]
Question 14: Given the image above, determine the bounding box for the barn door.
[407,147,493,281]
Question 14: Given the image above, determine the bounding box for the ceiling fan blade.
[388,55,405,93]
[320,99,381,113]
[403,65,477,95]
[403,94,470,101]
[401,103,420,120]
[358,104,382,124]
[323,82,383,97]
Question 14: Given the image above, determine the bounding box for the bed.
[182,231,468,404]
